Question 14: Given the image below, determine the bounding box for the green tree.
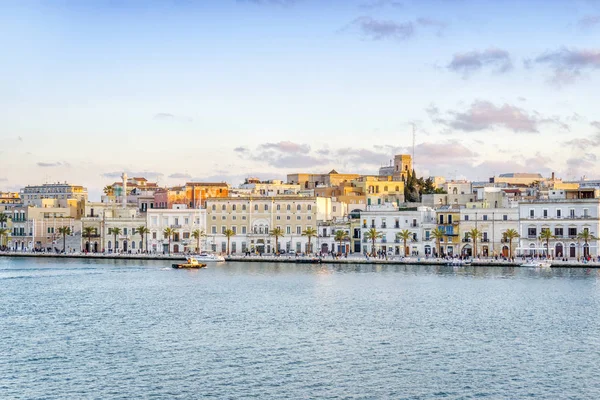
[364,228,383,256]
[163,227,174,255]
[103,185,114,196]
[538,228,555,258]
[577,230,596,258]
[57,226,71,253]
[467,228,482,258]
[224,228,235,255]
[334,230,349,254]
[502,229,520,258]
[0,213,8,226]
[137,225,150,253]
[397,229,412,257]
[108,227,122,253]
[431,227,446,257]
[191,229,205,253]
[302,227,318,254]
[83,226,95,252]
[269,227,284,254]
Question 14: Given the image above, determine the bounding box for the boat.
[520,260,552,268]
[446,259,471,266]
[192,253,226,262]
[172,257,207,269]
[294,257,322,264]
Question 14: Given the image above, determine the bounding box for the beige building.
[81,202,145,253]
[206,196,330,254]
[459,206,519,257]
[287,170,360,190]
[20,183,87,219]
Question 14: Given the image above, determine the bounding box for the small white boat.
[192,253,226,262]
[520,260,552,268]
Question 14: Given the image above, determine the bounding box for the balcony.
[394,224,400,228]
[481,238,490,243]
[170,224,182,229]
[394,239,401,243]
[411,238,419,242]
[381,224,387,229]
[382,238,387,243]
[362,224,367,228]
[411,223,419,227]
[528,235,537,239]
[462,238,471,243]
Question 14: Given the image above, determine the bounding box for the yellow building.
[352,176,405,206]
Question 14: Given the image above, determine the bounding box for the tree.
[103,185,114,196]
[191,229,205,253]
[83,226,95,252]
[302,227,318,254]
[502,229,520,258]
[538,229,555,258]
[137,225,150,253]
[223,228,235,255]
[57,226,71,253]
[0,213,8,226]
[269,227,284,254]
[0,227,9,248]
[431,228,445,257]
[577,230,596,258]
[364,228,383,256]
[334,230,349,254]
[163,227,174,255]
[467,228,482,258]
[397,229,412,257]
[108,227,122,253]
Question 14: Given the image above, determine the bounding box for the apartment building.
[205,196,330,254]
[147,206,206,253]
[459,207,519,257]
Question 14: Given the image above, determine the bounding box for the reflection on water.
[1,257,599,399]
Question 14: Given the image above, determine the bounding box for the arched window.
[297,205,301,211]
[108,240,112,249]
[222,205,226,211]
[211,205,216,211]
[254,204,258,211]
[132,241,136,249]
[242,204,246,211]
[287,204,291,211]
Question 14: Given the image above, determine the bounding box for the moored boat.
[192,253,226,262]
[446,259,471,266]
[520,260,552,268]
[172,257,207,269]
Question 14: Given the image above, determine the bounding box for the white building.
[517,199,600,258]
[359,205,437,256]
[146,206,206,254]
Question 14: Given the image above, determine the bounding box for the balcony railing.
[394,224,400,228]
[170,224,182,229]
[411,223,419,227]
[462,238,471,242]
[481,238,490,242]
[381,224,387,229]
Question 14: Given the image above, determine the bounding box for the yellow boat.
[172,257,207,269]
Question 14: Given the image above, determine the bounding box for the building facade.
[146,206,206,254]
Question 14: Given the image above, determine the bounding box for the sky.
[1,0,600,200]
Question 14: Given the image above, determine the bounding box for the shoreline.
[1,252,598,268]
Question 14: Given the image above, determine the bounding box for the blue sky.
[1,0,600,199]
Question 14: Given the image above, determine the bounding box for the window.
[183,232,190,239]
[503,215,508,221]
[152,232,157,239]
[555,227,563,237]
[212,216,216,220]
[464,215,469,221]
[297,205,301,211]
[242,216,247,220]
[307,216,312,220]
[184,218,189,225]
[557,209,562,218]
[439,215,444,224]
[583,208,589,217]
[242,205,246,211]
[174,218,179,226]
[307,205,312,211]
[242,226,247,234]
[287,216,291,220]
[286,226,291,234]
[333,206,337,212]
[569,209,575,218]
[254,205,258,211]
[222,205,226,211]
[221,216,226,220]
[529,209,534,218]
[151,216,158,226]
[448,215,453,224]
[296,226,301,234]
[276,216,281,220]
[297,216,301,220]
[232,226,237,234]
[287,204,291,211]
[277,204,280,211]
[232,205,236,211]
[543,209,548,218]
[264,204,268,211]
[221,226,226,234]
[211,226,217,234]
[212,205,216,211]
[232,216,237,220]
[568,227,577,237]
[124,228,128,235]
[528,228,537,237]
[482,215,488,221]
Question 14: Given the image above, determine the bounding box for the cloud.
[416,17,448,36]
[153,112,193,122]
[234,146,249,154]
[268,155,330,168]
[101,171,164,180]
[0,178,7,182]
[349,17,414,41]
[447,48,512,77]
[432,101,569,133]
[37,161,69,168]
[566,153,597,173]
[359,0,403,9]
[578,15,600,29]
[168,173,192,180]
[564,121,600,150]
[532,47,600,85]
[259,141,310,153]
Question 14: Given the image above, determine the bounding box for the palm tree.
[0,227,9,248]
[163,227,174,255]
[269,227,285,254]
[108,227,122,253]
[137,225,150,253]
[334,230,349,254]
[431,227,446,257]
[577,230,596,259]
[397,229,412,257]
[0,213,8,227]
[302,227,318,254]
[539,229,555,259]
[224,228,235,255]
[83,226,95,252]
[191,229,205,253]
[364,227,383,256]
[502,229,520,259]
[57,226,71,253]
[103,185,114,196]
[467,228,482,258]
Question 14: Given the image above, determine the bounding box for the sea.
[1,257,599,399]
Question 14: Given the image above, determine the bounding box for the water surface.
[1,257,599,399]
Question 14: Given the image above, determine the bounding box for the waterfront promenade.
[1,251,599,268]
